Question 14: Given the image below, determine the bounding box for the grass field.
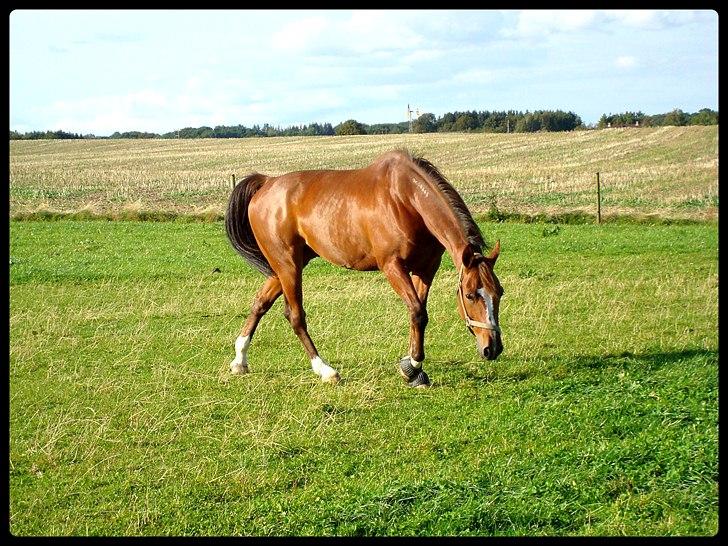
[9,218,718,536]
[9,126,718,221]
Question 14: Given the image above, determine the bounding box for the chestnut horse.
[225,150,503,387]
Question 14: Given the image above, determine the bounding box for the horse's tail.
[225,173,274,277]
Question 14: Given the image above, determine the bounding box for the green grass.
[9,219,718,536]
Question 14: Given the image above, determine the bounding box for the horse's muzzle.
[480,338,503,361]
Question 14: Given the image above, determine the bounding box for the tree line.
[9,129,87,140]
[9,108,718,140]
[597,108,718,128]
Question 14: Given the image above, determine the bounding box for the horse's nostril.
[482,346,491,359]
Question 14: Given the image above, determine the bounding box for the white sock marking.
[311,356,339,382]
[230,335,250,373]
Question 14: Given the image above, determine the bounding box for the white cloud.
[270,15,330,53]
[609,9,698,29]
[402,49,445,65]
[609,10,660,28]
[615,55,637,69]
[502,10,598,38]
[41,86,238,134]
[452,68,496,84]
[502,9,702,39]
[271,10,423,56]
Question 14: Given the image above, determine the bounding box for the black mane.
[410,154,488,252]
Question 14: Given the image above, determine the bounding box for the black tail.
[225,173,274,277]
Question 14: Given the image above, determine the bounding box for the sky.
[9,9,719,136]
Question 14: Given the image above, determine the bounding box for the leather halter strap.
[458,265,501,333]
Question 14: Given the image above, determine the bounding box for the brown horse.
[225,149,503,387]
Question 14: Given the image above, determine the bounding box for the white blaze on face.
[477,288,498,330]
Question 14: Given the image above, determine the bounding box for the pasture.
[9,218,718,536]
[9,126,718,221]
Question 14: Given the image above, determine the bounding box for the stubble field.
[9,126,718,221]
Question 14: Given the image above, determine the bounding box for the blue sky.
[9,9,718,136]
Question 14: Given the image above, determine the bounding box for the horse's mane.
[407,152,488,252]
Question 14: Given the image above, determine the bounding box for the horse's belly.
[302,228,379,271]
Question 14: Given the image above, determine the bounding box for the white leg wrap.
[230,335,250,374]
[311,356,340,383]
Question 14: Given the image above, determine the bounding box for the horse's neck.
[409,179,470,267]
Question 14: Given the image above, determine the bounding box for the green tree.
[335,119,367,135]
[663,109,688,126]
[412,113,436,133]
[515,113,541,132]
[437,112,456,132]
[452,113,478,132]
[689,108,718,125]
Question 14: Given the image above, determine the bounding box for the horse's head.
[456,241,503,361]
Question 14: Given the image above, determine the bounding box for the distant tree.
[117,131,158,139]
[689,108,718,125]
[598,111,646,128]
[320,122,336,136]
[515,113,540,132]
[663,108,689,126]
[412,113,436,133]
[452,113,478,132]
[482,112,503,132]
[335,119,367,135]
[367,122,408,134]
[437,112,457,132]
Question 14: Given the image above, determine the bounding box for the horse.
[225,149,503,387]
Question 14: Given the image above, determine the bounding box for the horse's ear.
[486,240,501,264]
[461,245,485,268]
[461,245,476,268]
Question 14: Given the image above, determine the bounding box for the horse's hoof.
[322,371,341,384]
[397,356,422,383]
[408,370,430,388]
[230,362,249,375]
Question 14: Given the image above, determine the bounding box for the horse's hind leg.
[277,264,340,384]
[230,275,283,374]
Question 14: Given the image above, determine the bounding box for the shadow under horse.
[225,149,504,387]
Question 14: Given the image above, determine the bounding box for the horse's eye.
[466,293,476,301]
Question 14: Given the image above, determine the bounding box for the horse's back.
[248,156,435,271]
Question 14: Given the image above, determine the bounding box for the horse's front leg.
[382,259,431,388]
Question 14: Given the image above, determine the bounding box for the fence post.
[231,174,236,190]
[596,172,601,224]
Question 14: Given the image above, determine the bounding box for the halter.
[458,264,501,333]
